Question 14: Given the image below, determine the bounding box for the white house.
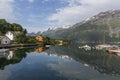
[5,31,14,40]
[0,36,11,44]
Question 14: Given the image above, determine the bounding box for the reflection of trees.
[0,47,35,70]
[0,46,50,70]
[45,44,120,76]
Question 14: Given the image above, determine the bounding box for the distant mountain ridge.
[26,31,41,36]
[42,9,120,43]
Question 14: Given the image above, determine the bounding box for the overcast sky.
[0,0,120,32]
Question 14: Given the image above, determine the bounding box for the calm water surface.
[0,44,120,80]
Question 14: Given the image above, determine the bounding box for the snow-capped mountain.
[42,9,120,43]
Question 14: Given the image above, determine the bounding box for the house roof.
[6,31,15,35]
[6,31,21,36]
[0,36,11,40]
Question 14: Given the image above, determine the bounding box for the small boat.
[107,46,120,56]
[95,44,112,50]
[95,32,112,50]
[108,49,120,54]
[108,50,120,56]
[45,45,51,47]
[79,45,91,50]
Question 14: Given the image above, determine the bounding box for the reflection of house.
[5,31,14,40]
[0,36,11,44]
[35,47,44,53]
[0,49,14,60]
[6,51,14,60]
[35,35,45,42]
[0,49,9,58]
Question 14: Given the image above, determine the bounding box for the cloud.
[28,0,35,3]
[48,0,120,25]
[41,0,49,3]
[43,0,49,2]
[0,0,15,22]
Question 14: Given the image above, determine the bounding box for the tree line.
[0,19,28,43]
[0,19,25,35]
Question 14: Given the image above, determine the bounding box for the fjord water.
[0,44,120,80]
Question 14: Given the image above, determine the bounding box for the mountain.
[42,9,120,43]
[42,26,71,39]
[26,31,41,36]
[45,44,120,75]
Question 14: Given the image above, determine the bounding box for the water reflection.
[0,44,120,80]
[45,44,120,76]
[35,47,49,53]
[0,48,25,70]
[0,46,49,70]
[0,49,14,60]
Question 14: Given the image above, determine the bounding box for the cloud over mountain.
[48,0,120,25]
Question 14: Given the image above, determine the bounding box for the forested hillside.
[0,19,28,43]
[0,19,26,34]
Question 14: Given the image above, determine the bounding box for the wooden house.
[35,35,45,42]
[0,36,11,44]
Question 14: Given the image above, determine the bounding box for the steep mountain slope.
[42,10,120,43]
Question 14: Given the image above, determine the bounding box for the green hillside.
[0,19,26,34]
[0,19,27,43]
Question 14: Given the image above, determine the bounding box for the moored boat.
[95,44,112,50]
[107,46,120,56]
[79,45,91,50]
[108,49,120,54]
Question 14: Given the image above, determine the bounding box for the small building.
[5,31,14,40]
[0,36,11,44]
[35,35,45,42]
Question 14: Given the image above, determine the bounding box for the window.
[5,41,7,43]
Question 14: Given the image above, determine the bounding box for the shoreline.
[0,43,44,49]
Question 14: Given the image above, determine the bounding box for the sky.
[0,0,120,32]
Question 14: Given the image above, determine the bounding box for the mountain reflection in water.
[0,44,120,80]
[46,44,120,76]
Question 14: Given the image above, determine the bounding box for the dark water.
[0,44,120,80]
